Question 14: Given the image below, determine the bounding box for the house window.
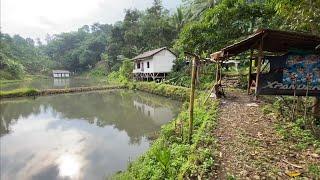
[147,62,150,68]
[137,62,140,69]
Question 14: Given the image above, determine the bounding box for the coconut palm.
[184,0,219,21]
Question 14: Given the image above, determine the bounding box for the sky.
[1,0,182,40]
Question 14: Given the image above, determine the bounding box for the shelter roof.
[211,29,320,61]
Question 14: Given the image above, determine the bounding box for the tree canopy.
[1,0,318,79]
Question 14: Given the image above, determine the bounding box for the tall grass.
[0,88,39,98]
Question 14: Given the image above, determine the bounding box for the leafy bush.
[0,55,25,79]
[89,66,107,77]
[107,59,133,84]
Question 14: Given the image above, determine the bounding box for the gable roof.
[132,47,176,60]
[52,70,70,74]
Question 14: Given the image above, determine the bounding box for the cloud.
[1,0,181,40]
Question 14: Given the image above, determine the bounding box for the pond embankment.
[132,82,190,101]
[0,81,190,100]
[0,85,125,99]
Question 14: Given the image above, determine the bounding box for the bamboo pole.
[255,41,263,99]
[188,56,198,144]
[313,97,320,119]
[247,49,253,95]
[215,61,220,83]
[203,83,215,105]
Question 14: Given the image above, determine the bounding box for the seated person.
[214,80,225,98]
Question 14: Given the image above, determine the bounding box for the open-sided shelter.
[210,29,320,97]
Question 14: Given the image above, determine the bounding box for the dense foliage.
[43,23,113,72]
[0,34,53,79]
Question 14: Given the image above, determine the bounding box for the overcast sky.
[1,0,181,40]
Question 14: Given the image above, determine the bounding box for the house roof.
[52,70,70,74]
[132,47,176,60]
[211,29,320,61]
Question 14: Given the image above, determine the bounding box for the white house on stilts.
[132,47,176,81]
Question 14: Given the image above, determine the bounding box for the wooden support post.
[196,64,199,81]
[247,49,253,95]
[215,61,221,83]
[188,56,198,144]
[313,97,320,119]
[255,41,263,99]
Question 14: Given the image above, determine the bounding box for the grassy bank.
[0,88,39,98]
[0,75,48,83]
[113,86,219,179]
[0,85,126,99]
[132,82,191,101]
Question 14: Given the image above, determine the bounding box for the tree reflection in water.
[0,90,181,179]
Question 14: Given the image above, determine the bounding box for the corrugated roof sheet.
[132,47,168,60]
[52,70,70,74]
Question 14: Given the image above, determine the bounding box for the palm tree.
[173,7,185,31]
[185,0,219,21]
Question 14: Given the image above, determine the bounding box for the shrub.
[0,57,25,79]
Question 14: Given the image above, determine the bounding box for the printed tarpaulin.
[257,52,320,96]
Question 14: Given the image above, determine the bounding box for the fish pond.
[0,90,181,180]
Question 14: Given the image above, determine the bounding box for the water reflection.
[0,78,105,91]
[0,90,181,180]
[53,78,70,87]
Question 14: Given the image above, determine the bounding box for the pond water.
[0,90,181,180]
[0,78,105,91]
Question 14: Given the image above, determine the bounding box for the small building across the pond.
[132,47,177,81]
[52,70,71,78]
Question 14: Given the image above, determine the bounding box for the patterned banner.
[257,53,320,96]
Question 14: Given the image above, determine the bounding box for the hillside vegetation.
[1,0,319,81]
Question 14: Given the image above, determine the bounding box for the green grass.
[113,88,219,179]
[0,74,47,85]
[308,164,320,177]
[0,88,39,98]
[262,98,320,151]
[132,82,191,101]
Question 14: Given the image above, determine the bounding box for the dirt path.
[213,90,319,179]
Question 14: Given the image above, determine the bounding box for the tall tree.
[272,0,320,35]
[175,0,276,54]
